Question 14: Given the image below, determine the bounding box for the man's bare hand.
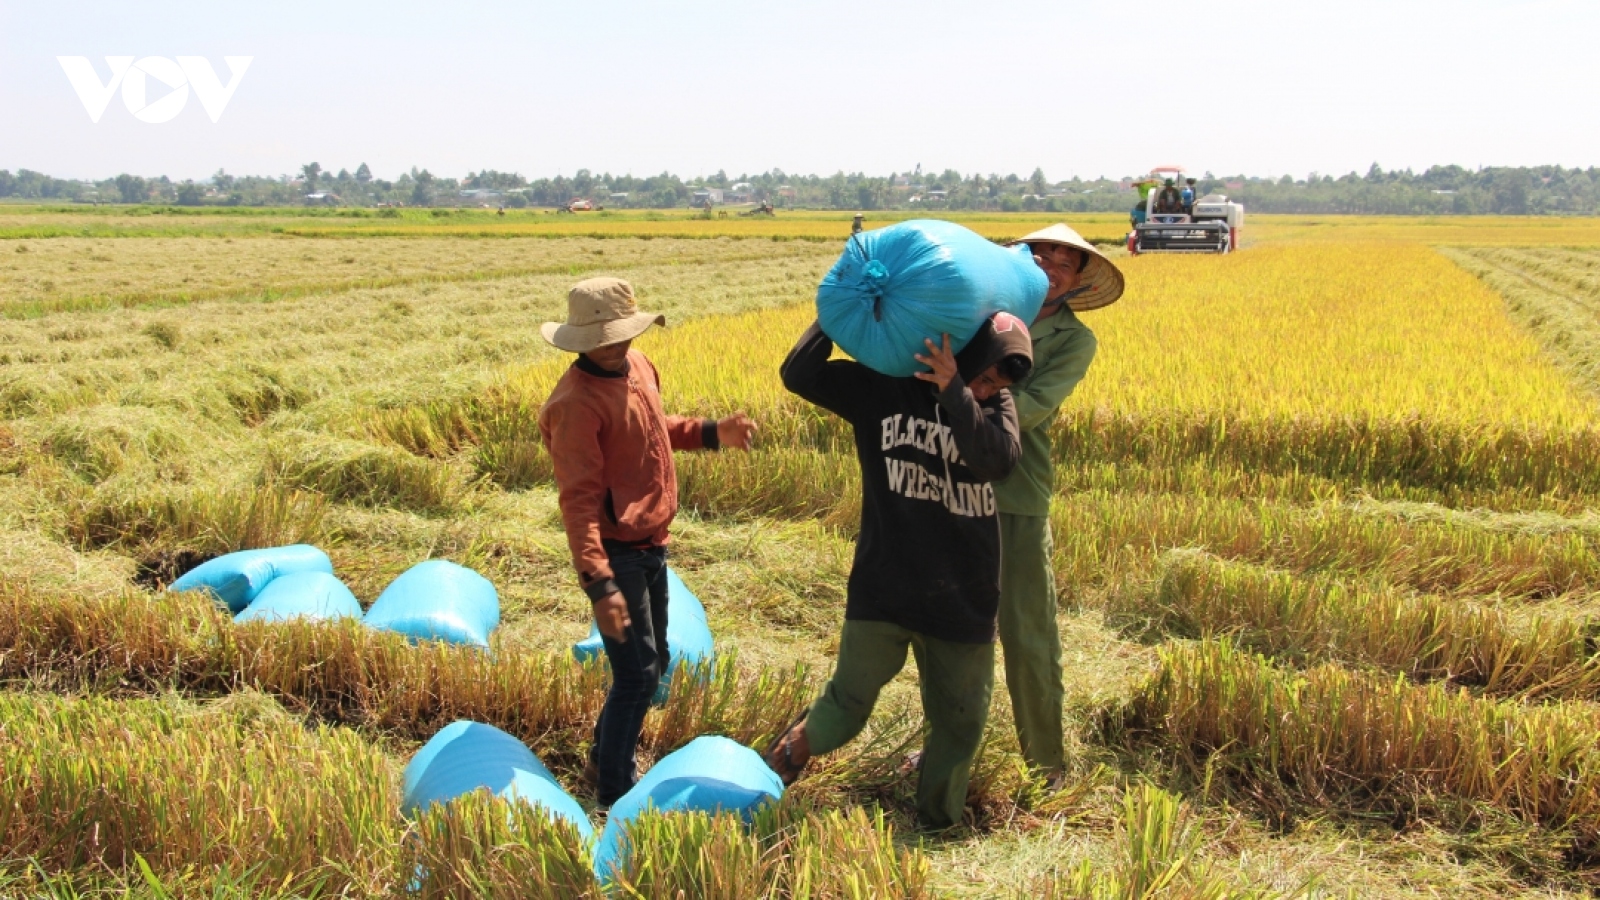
[717,412,757,450]
[913,334,959,392]
[594,592,631,642]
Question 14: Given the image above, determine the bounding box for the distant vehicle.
[1127,166,1243,254]
[561,198,603,213]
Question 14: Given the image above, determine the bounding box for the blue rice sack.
[168,544,333,613]
[592,735,782,881]
[816,219,1047,377]
[403,720,593,842]
[573,568,712,704]
[364,559,499,649]
[232,571,362,625]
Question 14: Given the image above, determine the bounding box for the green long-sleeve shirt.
[992,306,1097,516]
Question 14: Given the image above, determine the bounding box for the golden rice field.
[5,211,1600,897]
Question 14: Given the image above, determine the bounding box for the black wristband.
[701,418,721,451]
[585,578,621,602]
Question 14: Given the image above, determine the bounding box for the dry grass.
[0,235,834,318]
[0,691,396,893]
[0,581,810,758]
[1049,491,1600,598]
[1116,551,1600,700]
[1114,641,1600,867]
[0,691,933,898]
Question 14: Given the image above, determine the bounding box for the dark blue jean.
[591,543,670,804]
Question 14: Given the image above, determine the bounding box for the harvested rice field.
[5,208,1600,897]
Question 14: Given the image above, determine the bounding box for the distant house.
[304,192,340,205]
[691,188,724,207]
[459,189,503,200]
[925,189,949,202]
[728,182,753,202]
[609,192,630,203]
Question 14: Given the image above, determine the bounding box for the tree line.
[0,162,1595,216]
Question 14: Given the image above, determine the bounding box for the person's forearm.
[664,415,720,451]
[559,507,616,599]
[545,410,618,598]
[936,380,1020,482]
[780,322,832,397]
[780,321,862,419]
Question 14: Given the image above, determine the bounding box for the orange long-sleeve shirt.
[538,350,717,600]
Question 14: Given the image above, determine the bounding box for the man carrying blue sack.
[764,311,1033,830]
[997,223,1124,786]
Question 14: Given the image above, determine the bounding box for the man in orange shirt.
[539,277,756,807]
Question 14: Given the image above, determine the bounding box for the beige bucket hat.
[540,277,665,352]
[1008,223,1125,312]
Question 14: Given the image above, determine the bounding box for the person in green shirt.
[996,223,1125,783]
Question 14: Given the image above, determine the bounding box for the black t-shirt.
[780,323,1020,643]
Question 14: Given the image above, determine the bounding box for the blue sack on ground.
[232,571,362,625]
[403,720,593,842]
[592,735,782,881]
[573,567,712,704]
[168,544,333,613]
[816,219,1047,377]
[364,559,499,649]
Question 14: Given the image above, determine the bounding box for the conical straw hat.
[1008,223,1125,312]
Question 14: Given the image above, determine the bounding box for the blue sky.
[0,0,1595,182]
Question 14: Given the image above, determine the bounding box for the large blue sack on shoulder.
[233,571,362,624]
[403,720,593,842]
[816,219,1047,377]
[573,568,711,704]
[169,544,333,613]
[592,735,782,881]
[364,559,499,649]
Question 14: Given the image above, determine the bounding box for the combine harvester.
[1127,165,1244,255]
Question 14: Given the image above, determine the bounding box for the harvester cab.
[1127,166,1243,255]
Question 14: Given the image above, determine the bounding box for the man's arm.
[663,414,721,451]
[936,379,1021,483]
[780,320,869,422]
[1011,325,1097,432]
[662,413,756,451]
[541,402,618,600]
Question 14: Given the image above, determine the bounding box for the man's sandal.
[763,709,811,786]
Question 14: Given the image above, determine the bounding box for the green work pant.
[804,618,995,830]
[998,512,1064,773]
